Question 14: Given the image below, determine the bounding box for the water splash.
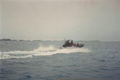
[0,45,91,59]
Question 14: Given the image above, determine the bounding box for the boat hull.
[60,44,84,49]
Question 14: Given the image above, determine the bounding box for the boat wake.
[0,45,91,59]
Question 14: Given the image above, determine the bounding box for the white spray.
[0,45,91,59]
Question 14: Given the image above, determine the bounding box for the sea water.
[0,40,120,80]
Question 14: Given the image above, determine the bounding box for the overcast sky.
[1,0,120,41]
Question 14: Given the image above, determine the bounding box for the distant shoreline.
[0,39,41,41]
[0,38,100,42]
[0,39,119,42]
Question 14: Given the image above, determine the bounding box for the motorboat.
[61,40,84,48]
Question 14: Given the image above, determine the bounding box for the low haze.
[1,0,120,41]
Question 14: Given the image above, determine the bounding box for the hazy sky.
[1,0,120,41]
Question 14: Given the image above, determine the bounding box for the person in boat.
[77,43,79,46]
[71,40,73,46]
[66,40,74,47]
[63,40,70,47]
[66,40,70,46]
